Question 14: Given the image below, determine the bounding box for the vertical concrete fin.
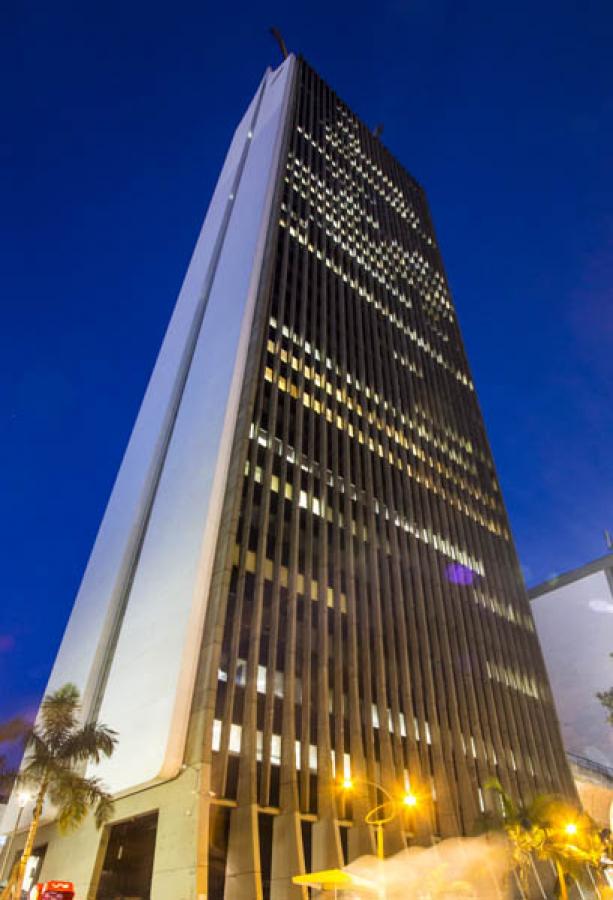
[224,804,263,900]
[311,816,343,873]
[270,811,307,900]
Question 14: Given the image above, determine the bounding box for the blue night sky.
[1,0,612,725]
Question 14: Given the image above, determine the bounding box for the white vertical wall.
[37,55,296,794]
[532,569,613,770]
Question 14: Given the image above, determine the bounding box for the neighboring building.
[1,55,574,899]
[530,554,613,828]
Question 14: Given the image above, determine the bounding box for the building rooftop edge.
[295,53,428,197]
[528,551,613,599]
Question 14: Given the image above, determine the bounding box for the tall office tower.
[1,55,574,899]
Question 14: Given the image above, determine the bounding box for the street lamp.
[0,792,31,883]
[340,776,417,860]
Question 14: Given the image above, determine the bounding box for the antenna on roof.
[605,530,613,552]
[270,27,289,61]
[373,124,384,138]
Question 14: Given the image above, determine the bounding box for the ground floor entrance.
[95,812,158,900]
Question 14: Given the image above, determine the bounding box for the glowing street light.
[564,822,578,837]
[339,776,418,860]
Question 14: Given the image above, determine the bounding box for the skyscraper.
[1,54,574,899]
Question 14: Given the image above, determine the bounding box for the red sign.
[41,883,75,899]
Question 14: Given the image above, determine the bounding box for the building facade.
[2,55,574,899]
[530,554,613,829]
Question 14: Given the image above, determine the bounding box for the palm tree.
[0,683,117,900]
[482,778,603,900]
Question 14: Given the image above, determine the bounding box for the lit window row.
[268,338,481,482]
[215,662,509,766]
[270,325,474,467]
[211,713,529,784]
[485,660,541,700]
[334,106,427,231]
[472,588,535,632]
[271,316,424,412]
[279,215,412,318]
[219,662,421,743]
[245,437,486,576]
[280,204,416,316]
[246,457,368,538]
[281,171,453,324]
[283,157,453,320]
[249,436,531,623]
[295,120,434,246]
[282,171,453,335]
[232,543,348,612]
[413,401,474,455]
[267,316,494,512]
[262,365,506,537]
[211,719,321,771]
[266,347,493,510]
[279,220,473,390]
[458,732,532,775]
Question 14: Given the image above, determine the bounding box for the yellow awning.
[292,868,374,891]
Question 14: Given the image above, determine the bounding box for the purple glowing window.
[445,563,475,586]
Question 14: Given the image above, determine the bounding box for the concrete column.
[346,786,375,862]
[311,816,343,872]
[224,804,262,900]
[150,773,202,900]
[412,812,432,847]
[194,764,212,900]
[382,818,406,857]
[347,820,376,861]
[270,810,307,900]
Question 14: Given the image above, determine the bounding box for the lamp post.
[291,778,418,899]
[0,792,31,883]
[340,777,417,860]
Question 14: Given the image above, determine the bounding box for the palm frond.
[53,783,89,832]
[57,721,117,765]
[17,730,53,787]
[93,788,114,829]
[19,755,66,794]
[25,730,52,762]
[479,779,602,896]
[40,683,80,749]
[484,777,517,820]
[49,770,114,832]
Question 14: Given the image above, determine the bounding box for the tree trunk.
[10,783,46,900]
[555,860,568,900]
